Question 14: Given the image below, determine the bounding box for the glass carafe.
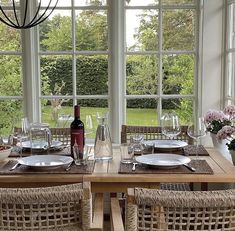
[30,123,52,155]
[94,112,113,160]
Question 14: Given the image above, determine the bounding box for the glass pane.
[75,10,108,51]
[125,0,158,6]
[41,0,67,7]
[41,55,73,96]
[126,99,158,126]
[126,9,158,51]
[126,55,159,95]
[162,54,194,95]
[162,0,195,5]
[228,3,235,49]
[76,55,108,95]
[0,15,21,51]
[162,98,193,124]
[0,56,22,96]
[0,100,23,136]
[163,9,195,51]
[74,0,107,6]
[227,53,235,98]
[40,10,72,51]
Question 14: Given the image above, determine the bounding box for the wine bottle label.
[71,129,84,152]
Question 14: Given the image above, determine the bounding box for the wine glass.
[187,117,207,158]
[161,113,181,139]
[85,115,93,136]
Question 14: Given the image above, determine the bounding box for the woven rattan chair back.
[14,127,71,145]
[126,188,235,231]
[121,125,193,145]
[0,182,91,231]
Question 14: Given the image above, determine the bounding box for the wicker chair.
[121,125,193,191]
[0,182,103,231]
[111,188,235,231]
[14,127,71,145]
[121,125,193,144]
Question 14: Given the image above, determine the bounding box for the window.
[124,0,199,126]
[0,0,201,143]
[225,0,235,105]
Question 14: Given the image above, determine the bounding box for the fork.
[10,162,20,171]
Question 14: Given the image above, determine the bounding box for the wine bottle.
[70,105,85,158]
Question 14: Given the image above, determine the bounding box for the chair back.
[0,182,91,230]
[126,188,235,231]
[121,125,193,144]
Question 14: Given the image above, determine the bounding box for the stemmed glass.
[85,114,94,155]
[161,113,181,139]
[187,117,207,158]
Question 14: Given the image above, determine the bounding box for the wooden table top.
[0,147,234,192]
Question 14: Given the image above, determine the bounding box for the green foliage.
[226,139,235,151]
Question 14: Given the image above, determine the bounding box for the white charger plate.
[18,155,73,169]
[135,154,191,168]
[21,140,63,150]
[144,140,188,149]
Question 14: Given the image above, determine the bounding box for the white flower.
[216,125,235,141]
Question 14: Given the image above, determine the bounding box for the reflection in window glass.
[162,98,193,124]
[163,9,195,51]
[75,10,108,51]
[0,56,22,96]
[125,0,158,6]
[126,55,158,95]
[41,55,73,96]
[162,0,195,5]
[0,100,23,136]
[39,10,72,52]
[74,0,107,6]
[162,54,194,95]
[0,22,21,51]
[126,99,158,126]
[76,55,108,95]
[126,9,158,51]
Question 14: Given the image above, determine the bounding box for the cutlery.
[132,162,138,171]
[10,162,20,171]
[183,163,196,172]
[65,161,73,171]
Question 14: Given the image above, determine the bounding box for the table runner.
[0,159,95,174]
[119,159,213,174]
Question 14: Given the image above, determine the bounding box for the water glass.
[73,143,88,165]
[130,134,144,155]
[120,143,134,164]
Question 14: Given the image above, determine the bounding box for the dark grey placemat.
[0,159,95,174]
[119,159,213,174]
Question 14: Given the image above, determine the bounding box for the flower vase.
[229,150,235,165]
[210,133,232,162]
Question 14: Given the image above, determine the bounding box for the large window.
[124,0,199,126]
[0,0,201,142]
[225,0,235,105]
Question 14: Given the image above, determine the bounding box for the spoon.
[132,162,138,171]
[183,163,196,172]
[10,162,20,171]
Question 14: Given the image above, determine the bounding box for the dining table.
[0,146,234,193]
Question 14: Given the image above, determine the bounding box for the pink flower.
[223,105,235,119]
[204,110,227,124]
[216,125,235,141]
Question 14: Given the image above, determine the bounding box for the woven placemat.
[142,145,209,156]
[0,159,95,174]
[119,159,213,174]
[183,145,209,156]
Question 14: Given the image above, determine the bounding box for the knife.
[183,163,196,172]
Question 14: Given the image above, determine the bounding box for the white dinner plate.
[144,140,188,149]
[21,140,63,150]
[135,154,191,168]
[18,155,73,169]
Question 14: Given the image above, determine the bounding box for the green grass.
[42,106,158,130]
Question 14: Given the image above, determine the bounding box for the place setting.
[119,113,213,175]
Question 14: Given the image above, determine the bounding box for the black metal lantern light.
[0,0,59,29]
